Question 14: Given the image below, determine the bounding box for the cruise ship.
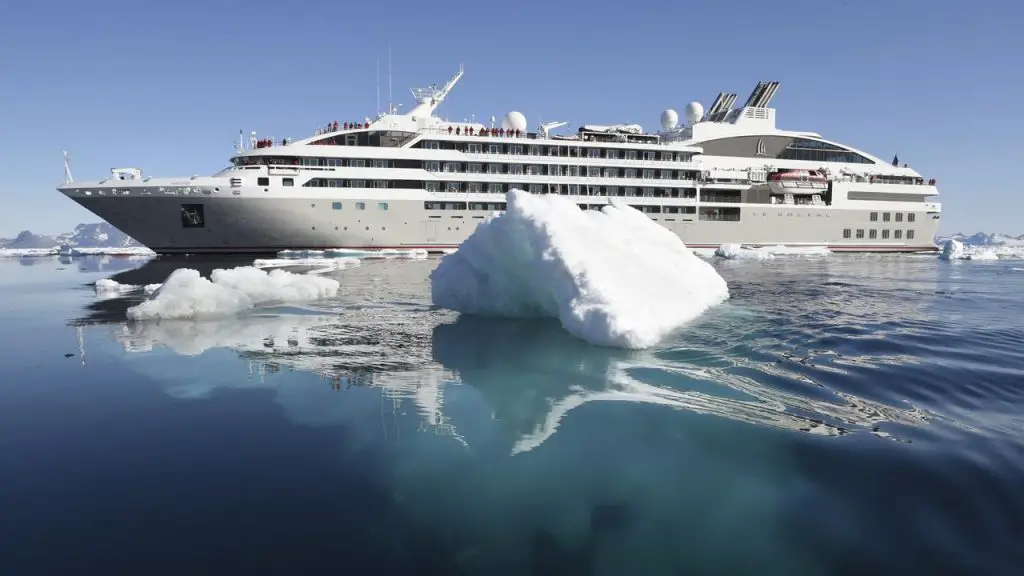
[57,66,941,254]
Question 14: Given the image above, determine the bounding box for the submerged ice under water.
[3,253,1017,573]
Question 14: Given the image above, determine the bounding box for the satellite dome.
[660,109,679,130]
[502,111,527,132]
[684,101,704,125]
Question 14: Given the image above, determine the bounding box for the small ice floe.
[275,248,429,260]
[714,243,831,260]
[126,266,340,321]
[94,278,142,295]
[429,189,730,349]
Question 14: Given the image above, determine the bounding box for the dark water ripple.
[1,254,1023,574]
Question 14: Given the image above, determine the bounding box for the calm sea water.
[0,253,1022,574]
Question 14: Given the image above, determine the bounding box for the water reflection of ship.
[116,312,466,444]
[111,304,933,453]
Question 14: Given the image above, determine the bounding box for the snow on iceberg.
[126,266,340,321]
[429,189,730,349]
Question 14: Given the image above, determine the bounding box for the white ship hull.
[61,184,940,254]
[55,68,944,254]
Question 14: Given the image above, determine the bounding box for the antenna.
[376,56,381,117]
[62,150,73,183]
[388,44,392,118]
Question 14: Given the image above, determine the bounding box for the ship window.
[908,213,916,222]
[257,177,269,186]
[907,229,915,240]
[350,159,366,167]
[895,213,903,222]
[425,181,440,192]
[351,180,366,188]
[282,178,294,187]
[869,229,877,239]
[856,229,864,239]
[843,228,851,239]
[870,212,878,221]
[882,229,890,239]
[378,202,388,211]
[356,202,366,210]
[894,229,903,239]
[374,160,389,168]
[883,212,891,222]
[777,138,875,164]
[180,204,205,228]
[332,202,342,210]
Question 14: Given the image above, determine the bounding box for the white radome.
[502,111,527,132]
[660,109,679,130]
[684,101,704,125]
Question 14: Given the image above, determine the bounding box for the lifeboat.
[767,169,828,195]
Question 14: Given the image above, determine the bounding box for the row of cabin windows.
[306,178,423,189]
[419,140,692,162]
[425,182,697,197]
[423,201,699,215]
[236,156,701,177]
[328,201,389,211]
[869,211,916,223]
[425,161,701,180]
[843,228,916,240]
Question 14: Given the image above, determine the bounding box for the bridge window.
[908,213,916,222]
[778,138,875,164]
[257,177,269,186]
[843,228,851,239]
[856,229,864,239]
[907,230,915,240]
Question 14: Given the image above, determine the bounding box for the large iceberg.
[429,190,730,349]
[127,266,340,321]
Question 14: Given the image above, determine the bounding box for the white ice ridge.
[253,256,362,275]
[0,246,155,258]
[429,189,730,349]
[938,239,1017,261]
[94,278,161,296]
[126,266,340,321]
[275,248,429,260]
[713,243,831,260]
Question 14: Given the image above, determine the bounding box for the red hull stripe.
[146,244,940,254]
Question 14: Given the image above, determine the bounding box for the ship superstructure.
[58,66,941,253]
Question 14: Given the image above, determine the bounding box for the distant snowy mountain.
[937,232,1024,247]
[2,231,58,249]
[0,223,142,249]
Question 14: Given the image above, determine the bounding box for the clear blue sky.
[1,0,1020,237]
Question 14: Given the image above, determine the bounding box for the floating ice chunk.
[715,243,776,261]
[274,248,429,260]
[965,249,999,261]
[939,239,965,260]
[761,245,831,256]
[254,257,361,270]
[429,189,730,349]
[95,278,141,294]
[126,266,340,321]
